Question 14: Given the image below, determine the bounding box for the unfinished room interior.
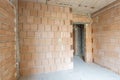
[1,0,120,80]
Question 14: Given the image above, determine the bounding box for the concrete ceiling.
[20,0,116,14]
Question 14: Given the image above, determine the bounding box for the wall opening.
[73,24,86,61]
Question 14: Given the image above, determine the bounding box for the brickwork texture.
[92,1,120,74]
[18,1,73,76]
[0,0,16,80]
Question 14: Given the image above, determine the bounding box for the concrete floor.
[19,56,120,80]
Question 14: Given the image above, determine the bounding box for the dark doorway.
[73,24,86,61]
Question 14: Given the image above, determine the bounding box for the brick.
[68,25,73,32]
[18,1,26,8]
[45,25,51,31]
[68,13,73,20]
[30,10,38,16]
[64,20,71,25]
[59,26,67,32]
[38,24,44,31]
[0,30,7,35]
[59,20,64,25]
[54,32,61,38]
[51,19,55,25]
[19,16,27,23]
[47,18,53,25]
[20,31,27,37]
[35,60,41,66]
[47,5,54,12]
[23,9,30,16]
[64,7,71,13]
[62,13,67,19]
[41,3,47,11]
[44,11,51,17]
[56,12,62,18]
[27,16,34,23]
[30,24,38,31]
[42,17,47,24]
[24,54,32,61]
[26,2,34,9]
[0,23,10,31]
[54,19,60,25]
[54,6,60,12]
[51,12,57,18]
[52,25,59,32]
[27,32,35,37]
[34,3,41,10]
[44,66,51,73]
[23,24,31,31]
[34,17,42,24]
[38,11,44,17]
[35,32,42,37]
[59,7,64,12]
[18,8,23,15]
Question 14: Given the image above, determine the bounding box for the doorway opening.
[73,24,86,61]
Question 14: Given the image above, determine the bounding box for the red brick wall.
[18,1,73,76]
[92,1,120,74]
[0,0,16,80]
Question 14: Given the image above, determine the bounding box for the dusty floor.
[19,56,120,80]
